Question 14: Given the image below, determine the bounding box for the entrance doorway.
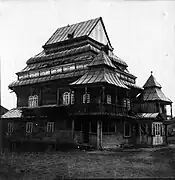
[152,122,163,145]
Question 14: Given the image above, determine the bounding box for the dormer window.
[67,31,75,39]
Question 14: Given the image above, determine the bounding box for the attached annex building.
[1,17,173,151]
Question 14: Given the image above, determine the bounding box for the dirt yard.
[0,146,175,179]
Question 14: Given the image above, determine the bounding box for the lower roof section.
[70,68,128,89]
[137,113,159,119]
[9,69,87,89]
[1,108,23,119]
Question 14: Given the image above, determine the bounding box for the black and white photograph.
[1,0,175,179]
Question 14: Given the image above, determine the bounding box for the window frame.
[26,122,33,133]
[71,91,75,104]
[107,94,112,104]
[8,123,14,133]
[63,92,70,105]
[47,122,55,133]
[83,93,90,104]
[28,95,38,107]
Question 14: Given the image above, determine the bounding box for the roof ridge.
[44,17,101,46]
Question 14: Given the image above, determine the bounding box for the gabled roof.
[44,17,112,48]
[70,68,128,89]
[88,51,115,69]
[143,72,162,89]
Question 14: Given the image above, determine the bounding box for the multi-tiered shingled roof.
[138,72,171,103]
[8,17,142,91]
[71,51,128,89]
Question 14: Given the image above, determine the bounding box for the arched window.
[28,96,33,107]
[71,91,75,104]
[26,122,33,133]
[8,123,14,133]
[47,122,54,133]
[33,95,38,107]
[28,95,38,107]
[83,93,90,103]
[63,92,70,105]
[127,98,131,110]
[107,94,111,104]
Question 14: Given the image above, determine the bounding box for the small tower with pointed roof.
[137,71,172,118]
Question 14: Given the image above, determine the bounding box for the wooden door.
[152,122,163,145]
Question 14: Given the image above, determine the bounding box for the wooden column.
[170,104,173,118]
[102,86,105,104]
[57,88,60,105]
[158,103,161,113]
[97,120,102,150]
[72,119,74,138]
[89,122,91,133]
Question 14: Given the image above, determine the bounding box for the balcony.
[69,103,130,117]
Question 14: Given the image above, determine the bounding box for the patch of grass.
[0,148,175,179]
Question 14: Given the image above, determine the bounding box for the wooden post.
[89,122,91,133]
[158,103,161,113]
[170,104,173,118]
[57,88,60,105]
[97,120,102,150]
[102,86,105,104]
[72,119,74,138]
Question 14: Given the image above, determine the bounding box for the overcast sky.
[1,0,175,116]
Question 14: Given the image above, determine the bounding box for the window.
[127,98,131,110]
[26,122,33,133]
[8,123,14,133]
[71,91,75,104]
[123,98,127,108]
[33,95,38,107]
[63,92,70,105]
[116,96,118,104]
[28,95,38,107]
[124,122,131,137]
[28,96,33,107]
[83,93,90,103]
[107,94,111,104]
[47,122,54,133]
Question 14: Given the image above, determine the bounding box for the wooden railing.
[69,103,129,116]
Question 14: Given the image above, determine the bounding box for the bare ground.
[0,146,175,179]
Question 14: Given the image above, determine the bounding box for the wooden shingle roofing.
[143,73,162,88]
[70,68,128,89]
[44,17,112,48]
[88,51,116,69]
[140,88,172,103]
[138,72,172,103]
[1,108,22,119]
[70,51,128,89]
